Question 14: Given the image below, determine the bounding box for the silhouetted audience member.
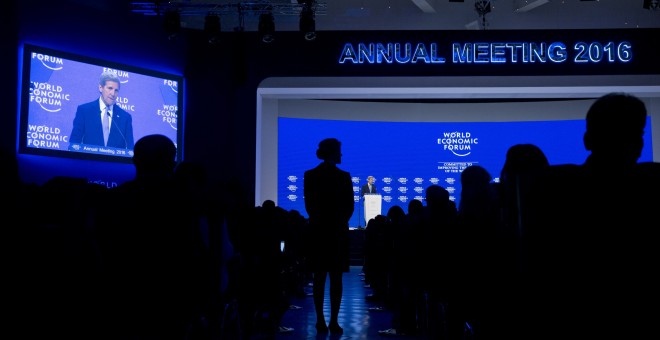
[0,146,39,230]
[4,148,82,338]
[498,143,549,267]
[525,92,660,339]
[7,169,107,339]
[378,204,421,336]
[384,204,406,307]
[1,146,22,194]
[407,198,423,216]
[303,138,354,335]
[238,200,293,336]
[496,143,549,338]
[363,214,390,308]
[282,209,309,299]
[401,198,427,333]
[95,134,210,339]
[455,165,503,339]
[419,184,458,338]
[172,159,232,338]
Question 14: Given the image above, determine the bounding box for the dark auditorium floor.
[269,265,423,340]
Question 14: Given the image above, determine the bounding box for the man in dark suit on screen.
[69,71,134,149]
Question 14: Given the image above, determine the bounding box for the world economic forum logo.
[30,81,71,113]
[31,53,70,112]
[103,68,130,84]
[33,52,63,71]
[437,131,478,156]
[159,79,179,130]
[165,79,178,93]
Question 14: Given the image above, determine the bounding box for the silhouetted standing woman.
[303,138,355,335]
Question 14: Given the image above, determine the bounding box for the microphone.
[109,112,128,149]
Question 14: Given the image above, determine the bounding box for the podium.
[363,194,382,225]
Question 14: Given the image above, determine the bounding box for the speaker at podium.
[363,194,382,225]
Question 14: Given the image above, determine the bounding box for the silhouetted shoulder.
[636,161,660,173]
[539,163,582,183]
[633,161,660,191]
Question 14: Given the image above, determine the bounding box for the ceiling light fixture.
[163,10,181,40]
[204,13,222,44]
[258,12,275,43]
[474,0,491,30]
[643,0,659,10]
[514,0,550,13]
[299,1,316,41]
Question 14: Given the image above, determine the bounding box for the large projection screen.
[257,75,660,227]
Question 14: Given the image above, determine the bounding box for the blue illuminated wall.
[277,116,653,227]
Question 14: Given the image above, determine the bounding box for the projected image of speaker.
[19,44,184,164]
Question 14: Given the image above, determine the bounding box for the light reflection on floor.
[275,266,425,340]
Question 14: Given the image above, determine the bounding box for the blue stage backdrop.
[278,117,653,227]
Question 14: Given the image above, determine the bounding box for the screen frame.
[18,43,184,164]
[256,75,660,207]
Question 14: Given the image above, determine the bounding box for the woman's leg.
[313,271,328,332]
[328,271,344,334]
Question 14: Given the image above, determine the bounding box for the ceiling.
[124,0,660,32]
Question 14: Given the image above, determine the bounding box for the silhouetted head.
[500,143,549,182]
[386,205,406,223]
[425,184,449,208]
[459,165,494,214]
[262,199,276,209]
[461,165,492,188]
[584,92,647,165]
[316,138,342,164]
[132,134,177,178]
[407,199,424,215]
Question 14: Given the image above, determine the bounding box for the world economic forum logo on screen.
[159,78,179,131]
[31,53,71,113]
[437,131,478,157]
[33,51,63,71]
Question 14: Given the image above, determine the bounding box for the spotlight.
[258,12,275,43]
[204,13,221,44]
[474,0,491,29]
[643,0,659,10]
[299,1,316,41]
[163,10,181,40]
[474,0,491,16]
[234,6,245,32]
